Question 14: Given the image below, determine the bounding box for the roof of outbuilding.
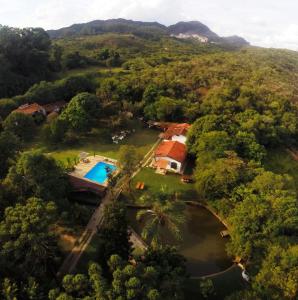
[163,123,191,139]
[14,103,45,115]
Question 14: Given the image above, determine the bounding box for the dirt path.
[129,227,148,250]
[57,138,161,278]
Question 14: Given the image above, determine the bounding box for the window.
[171,162,178,170]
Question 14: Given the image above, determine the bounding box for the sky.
[0,0,297,51]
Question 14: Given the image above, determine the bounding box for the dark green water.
[127,206,231,277]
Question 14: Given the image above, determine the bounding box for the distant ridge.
[47,18,249,47]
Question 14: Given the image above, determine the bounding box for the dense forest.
[0,20,298,299]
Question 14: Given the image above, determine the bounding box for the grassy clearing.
[57,66,125,80]
[263,146,298,191]
[131,167,197,200]
[26,122,158,164]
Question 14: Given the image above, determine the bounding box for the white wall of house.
[154,156,183,173]
[171,135,187,144]
[40,108,46,116]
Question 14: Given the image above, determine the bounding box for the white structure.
[154,140,187,173]
[171,33,209,43]
[162,123,191,145]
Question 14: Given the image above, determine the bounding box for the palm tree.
[136,199,186,248]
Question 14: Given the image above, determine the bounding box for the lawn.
[27,121,159,164]
[131,167,198,200]
[263,146,298,191]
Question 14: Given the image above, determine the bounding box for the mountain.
[47,19,167,39]
[168,21,249,46]
[47,18,249,47]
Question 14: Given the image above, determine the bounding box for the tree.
[142,84,161,104]
[1,278,18,300]
[0,26,52,98]
[142,246,187,300]
[50,44,63,72]
[144,97,186,121]
[4,151,69,204]
[200,279,215,299]
[137,198,185,248]
[60,92,100,132]
[0,131,20,178]
[3,112,36,141]
[96,201,132,270]
[52,248,187,300]
[118,145,141,192]
[254,244,298,299]
[1,277,44,300]
[186,115,222,155]
[0,98,18,120]
[106,50,121,68]
[42,118,68,145]
[195,152,251,201]
[63,51,87,69]
[235,131,266,162]
[195,130,234,161]
[0,198,59,281]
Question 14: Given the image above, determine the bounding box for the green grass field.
[131,167,197,200]
[26,122,158,164]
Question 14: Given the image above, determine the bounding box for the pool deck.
[69,155,118,188]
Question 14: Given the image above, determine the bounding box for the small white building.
[162,123,191,145]
[153,140,187,173]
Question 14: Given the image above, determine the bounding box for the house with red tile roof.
[153,140,187,173]
[162,123,191,144]
[14,103,46,117]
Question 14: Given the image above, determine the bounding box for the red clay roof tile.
[155,141,187,163]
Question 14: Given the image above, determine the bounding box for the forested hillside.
[0,26,56,98]
[0,20,298,299]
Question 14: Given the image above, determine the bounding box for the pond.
[127,205,232,277]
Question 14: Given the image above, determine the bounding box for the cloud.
[0,0,297,50]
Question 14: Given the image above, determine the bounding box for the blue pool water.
[84,162,117,184]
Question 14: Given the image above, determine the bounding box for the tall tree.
[60,92,100,133]
[0,197,59,281]
[3,112,36,141]
[137,197,185,248]
[96,201,132,270]
[4,151,69,205]
[227,171,298,260]
[0,131,20,178]
[118,145,141,192]
[0,26,52,98]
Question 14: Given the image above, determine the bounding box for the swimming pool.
[84,162,117,184]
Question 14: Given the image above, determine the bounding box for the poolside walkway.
[69,155,118,188]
